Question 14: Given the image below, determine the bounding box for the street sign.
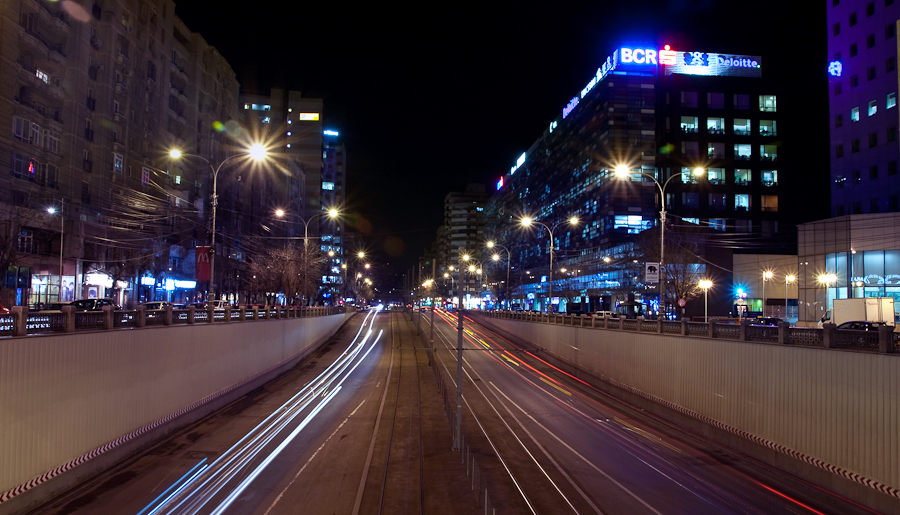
[677,298,686,307]
[737,298,745,306]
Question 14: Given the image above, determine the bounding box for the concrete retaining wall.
[472,315,900,513]
[0,312,352,512]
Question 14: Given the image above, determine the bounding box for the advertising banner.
[196,246,211,282]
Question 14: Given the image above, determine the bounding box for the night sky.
[175,1,828,287]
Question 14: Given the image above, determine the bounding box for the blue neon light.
[323,130,339,136]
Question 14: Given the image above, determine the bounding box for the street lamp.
[275,208,340,306]
[762,270,774,317]
[817,273,837,314]
[487,240,512,310]
[699,279,712,322]
[785,274,795,319]
[169,144,269,303]
[615,165,705,318]
[520,216,578,313]
[47,202,64,300]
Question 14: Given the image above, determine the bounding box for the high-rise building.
[443,184,488,296]
[827,0,900,215]
[321,129,346,302]
[488,44,781,315]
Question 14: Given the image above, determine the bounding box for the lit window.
[322,182,335,190]
[762,195,778,212]
[869,100,877,116]
[260,116,271,123]
[851,107,860,121]
[888,92,897,109]
[141,167,150,185]
[298,113,319,121]
[734,169,751,185]
[735,194,751,210]
[733,118,751,134]
[762,170,778,186]
[113,153,123,174]
[35,69,49,83]
[613,215,652,234]
[709,218,726,231]
[734,144,752,159]
[759,120,776,135]
[175,175,181,184]
[759,95,777,112]
[683,218,699,224]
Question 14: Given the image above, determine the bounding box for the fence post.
[187,306,195,324]
[136,305,146,328]
[777,320,789,344]
[102,305,114,330]
[239,306,246,321]
[878,325,893,353]
[618,317,625,330]
[822,323,835,348]
[207,305,215,323]
[12,306,27,336]
[252,306,259,320]
[680,319,687,335]
[739,318,751,341]
[164,305,173,325]
[707,320,714,338]
[62,305,75,332]
[223,306,231,322]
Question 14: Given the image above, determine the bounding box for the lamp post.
[817,273,837,315]
[170,145,268,303]
[762,270,774,317]
[520,216,578,313]
[275,208,339,306]
[785,274,795,319]
[487,241,512,310]
[615,165,705,318]
[699,279,712,322]
[47,200,64,301]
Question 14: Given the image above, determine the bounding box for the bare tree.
[634,225,707,318]
[246,244,327,305]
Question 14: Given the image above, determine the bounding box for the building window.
[888,57,896,72]
[834,51,842,61]
[869,100,878,116]
[853,170,861,183]
[734,144,752,160]
[762,170,778,186]
[837,144,845,157]
[141,167,150,185]
[887,23,896,39]
[681,141,699,158]
[868,66,877,80]
[836,114,843,128]
[867,34,876,48]
[835,82,842,95]
[733,94,750,110]
[888,92,897,109]
[761,144,778,161]
[836,175,845,188]
[82,181,90,204]
[680,116,698,132]
[733,118,751,134]
[850,12,858,25]
[889,127,897,142]
[322,181,335,190]
[870,165,879,179]
[707,168,725,184]
[871,199,879,212]
[113,153,123,174]
[851,43,858,57]
[851,106,860,121]
[759,120,776,136]
[709,218,726,231]
[834,23,841,36]
[707,142,725,158]
[867,1,875,15]
[17,230,33,254]
[44,130,60,153]
[890,195,899,211]
[707,92,724,109]
[707,117,725,133]
[852,139,860,153]
[759,95,777,112]
[891,160,899,175]
[761,195,778,212]
[708,193,726,209]
[735,194,751,211]
[682,192,700,207]
[869,132,878,147]
[734,169,751,185]
[851,74,859,87]
[681,91,698,108]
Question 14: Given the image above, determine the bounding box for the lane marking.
[614,418,682,454]
[540,376,572,396]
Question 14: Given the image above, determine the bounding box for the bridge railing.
[4,305,346,338]
[474,310,899,354]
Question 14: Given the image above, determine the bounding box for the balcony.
[49,14,69,35]
[20,29,49,58]
[49,46,66,66]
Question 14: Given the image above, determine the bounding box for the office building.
[827,0,900,215]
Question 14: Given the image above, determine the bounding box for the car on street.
[753,317,783,326]
[835,320,890,331]
[594,311,619,318]
[140,301,173,310]
[40,298,119,312]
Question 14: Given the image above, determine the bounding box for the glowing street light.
[762,270,774,317]
[785,274,795,318]
[170,144,269,303]
[699,279,713,322]
[519,215,579,313]
[817,273,838,312]
[615,164,705,317]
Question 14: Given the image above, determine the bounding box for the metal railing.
[474,310,899,354]
[2,305,348,338]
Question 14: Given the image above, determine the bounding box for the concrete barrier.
[0,311,353,513]
[472,314,900,514]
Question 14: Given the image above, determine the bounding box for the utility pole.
[454,247,465,451]
[416,263,422,335]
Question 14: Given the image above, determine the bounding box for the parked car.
[753,317,783,326]
[39,299,119,312]
[594,311,619,318]
[835,321,890,331]
[140,301,172,310]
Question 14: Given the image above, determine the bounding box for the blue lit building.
[487,44,785,317]
[827,0,900,215]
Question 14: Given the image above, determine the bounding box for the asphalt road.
[29,309,482,515]
[424,308,884,515]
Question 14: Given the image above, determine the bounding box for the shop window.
[759,95,777,112]
[762,170,778,186]
[734,169,751,185]
[735,194,751,211]
[761,195,778,212]
[733,118,751,135]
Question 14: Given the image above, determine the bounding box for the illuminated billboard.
[662,51,762,78]
[298,113,320,121]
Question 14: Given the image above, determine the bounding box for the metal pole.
[548,228,553,314]
[454,268,464,451]
[59,199,64,298]
[705,288,708,323]
[209,167,218,303]
[302,221,308,307]
[659,207,666,318]
[430,259,435,345]
[506,252,510,310]
[762,275,766,318]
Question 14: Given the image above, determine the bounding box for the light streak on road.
[143,308,384,515]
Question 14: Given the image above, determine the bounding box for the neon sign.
[828,61,842,77]
[509,152,526,175]
[562,97,579,119]
[620,47,658,64]
[496,177,504,190]
[659,45,677,65]
[549,120,558,133]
